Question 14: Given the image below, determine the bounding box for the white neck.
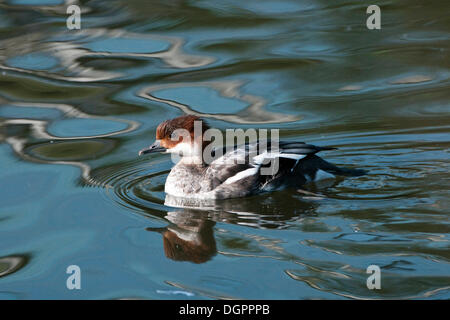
[167,142,204,165]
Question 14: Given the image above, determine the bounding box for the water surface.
[0,0,449,299]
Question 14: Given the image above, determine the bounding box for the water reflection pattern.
[0,0,449,300]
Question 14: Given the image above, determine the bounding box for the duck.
[139,115,365,200]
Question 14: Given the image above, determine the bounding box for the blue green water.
[0,0,449,299]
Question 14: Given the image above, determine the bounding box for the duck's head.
[139,115,209,159]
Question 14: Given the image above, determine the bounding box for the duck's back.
[165,140,365,200]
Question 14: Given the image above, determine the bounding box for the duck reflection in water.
[146,209,217,264]
[146,191,324,264]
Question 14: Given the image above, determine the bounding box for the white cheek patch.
[224,167,258,184]
[167,142,194,156]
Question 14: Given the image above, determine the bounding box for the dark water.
[0,0,449,299]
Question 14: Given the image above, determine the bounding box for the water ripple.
[0,28,214,82]
[0,254,29,278]
[139,80,300,124]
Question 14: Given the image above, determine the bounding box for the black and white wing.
[251,141,336,166]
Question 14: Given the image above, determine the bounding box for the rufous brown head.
[139,115,209,157]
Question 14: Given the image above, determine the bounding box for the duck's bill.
[139,140,167,155]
